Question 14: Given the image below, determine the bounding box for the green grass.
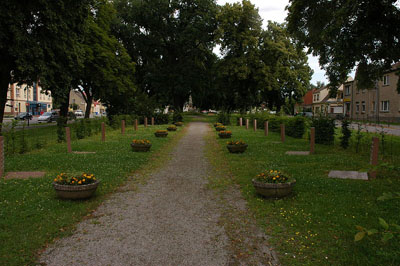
[207,124,400,265]
[0,123,185,266]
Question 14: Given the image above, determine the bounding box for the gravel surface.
[39,122,278,265]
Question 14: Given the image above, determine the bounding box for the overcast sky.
[216,0,328,85]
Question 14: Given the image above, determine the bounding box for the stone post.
[310,127,315,154]
[264,121,268,136]
[121,120,125,135]
[144,117,148,127]
[239,117,243,127]
[134,119,138,131]
[65,127,72,153]
[246,119,249,130]
[254,119,257,132]
[101,122,105,142]
[151,117,155,126]
[369,137,380,178]
[280,124,285,143]
[0,136,4,177]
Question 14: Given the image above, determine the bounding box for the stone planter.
[174,122,183,127]
[218,133,232,139]
[155,132,168,137]
[252,179,296,198]
[226,144,248,153]
[131,143,152,152]
[216,127,226,132]
[53,180,100,200]
[167,127,177,131]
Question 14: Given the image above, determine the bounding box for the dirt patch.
[4,171,46,180]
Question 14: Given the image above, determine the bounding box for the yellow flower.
[78,181,82,184]
[54,178,57,182]
[83,179,86,182]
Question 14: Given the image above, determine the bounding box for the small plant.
[53,173,97,186]
[167,125,177,131]
[174,121,183,126]
[132,139,151,145]
[340,119,351,149]
[227,140,246,145]
[219,130,232,135]
[254,170,290,183]
[355,123,363,153]
[215,125,226,131]
[214,122,223,127]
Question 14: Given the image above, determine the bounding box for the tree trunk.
[0,70,11,133]
[84,94,92,119]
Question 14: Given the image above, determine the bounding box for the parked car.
[295,112,313,118]
[74,110,84,118]
[38,111,59,123]
[14,112,32,120]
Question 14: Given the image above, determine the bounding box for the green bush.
[172,112,183,123]
[268,116,288,132]
[154,113,169,124]
[311,116,336,145]
[216,112,231,125]
[340,119,351,149]
[286,116,306,138]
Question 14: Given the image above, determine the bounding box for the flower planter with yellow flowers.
[131,139,152,152]
[216,125,226,131]
[154,130,168,137]
[226,140,247,153]
[167,125,177,131]
[218,130,232,139]
[252,170,296,198]
[53,173,99,200]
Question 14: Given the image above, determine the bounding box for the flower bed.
[216,125,226,131]
[52,173,99,199]
[252,170,296,198]
[226,140,248,153]
[218,130,232,139]
[154,130,168,137]
[167,125,177,131]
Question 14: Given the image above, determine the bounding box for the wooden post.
[369,137,380,178]
[144,117,148,127]
[121,120,125,135]
[0,136,4,177]
[246,119,249,130]
[134,119,138,131]
[151,117,155,126]
[101,122,105,142]
[254,119,257,131]
[264,121,268,136]
[280,124,285,143]
[65,127,72,153]
[239,117,243,127]
[310,127,315,154]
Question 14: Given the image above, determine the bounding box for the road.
[336,121,400,136]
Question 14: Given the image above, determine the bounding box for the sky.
[216,0,328,85]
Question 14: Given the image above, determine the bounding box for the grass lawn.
[0,123,184,266]
[207,122,400,265]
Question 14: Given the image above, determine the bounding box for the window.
[381,101,389,112]
[383,75,389,86]
[372,101,376,113]
[16,88,20,97]
[345,85,351,96]
[317,94,320,101]
[362,101,366,112]
[356,102,359,113]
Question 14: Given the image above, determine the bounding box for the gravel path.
[39,122,278,265]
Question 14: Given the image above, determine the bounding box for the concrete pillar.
[101,122,105,142]
[151,117,155,126]
[264,121,268,136]
[239,117,243,127]
[144,117,148,127]
[310,127,315,154]
[280,124,285,143]
[121,120,125,135]
[254,119,257,131]
[65,127,72,153]
[369,137,380,178]
[246,119,249,130]
[134,119,138,131]
[0,136,4,177]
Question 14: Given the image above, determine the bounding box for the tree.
[77,0,135,118]
[286,0,400,91]
[113,0,218,111]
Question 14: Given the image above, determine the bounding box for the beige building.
[312,87,330,114]
[5,82,53,115]
[351,63,400,123]
[69,90,106,116]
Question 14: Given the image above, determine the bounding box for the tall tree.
[286,0,400,91]
[113,0,218,111]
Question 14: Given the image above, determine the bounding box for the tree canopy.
[286,0,400,90]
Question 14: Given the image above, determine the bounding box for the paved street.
[336,121,400,136]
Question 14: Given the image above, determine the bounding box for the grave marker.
[65,127,72,153]
[144,117,148,127]
[369,137,379,178]
[254,119,257,131]
[246,119,249,130]
[239,117,243,127]
[151,117,154,126]
[135,119,138,131]
[264,121,268,136]
[280,124,285,142]
[310,127,315,154]
[121,120,125,135]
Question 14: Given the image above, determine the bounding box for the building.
[351,63,400,123]
[69,90,106,117]
[312,87,329,114]
[295,89,315,113]
[5,82,53,115]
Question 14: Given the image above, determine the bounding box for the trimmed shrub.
[286,116,306,138]
[217,112,231,125]
[154,113,169,124]
[340,119,351,149]
[311,116,336,145]
[173,112,183,123]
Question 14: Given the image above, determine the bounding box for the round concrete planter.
[131,143,152,152]
[167,127,177,131]
[216,127,226,132]
[53,180,100,200]
[252,179,296,198]
[226,144,248,153]
[174,122,183,127]
[155,132,168,137]
[218,133,232,139]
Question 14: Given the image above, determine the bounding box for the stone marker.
[246,119,249,130]
[135,119,138,131]
[285,151,310,155]
[369,137,379,178]
[121,120,125,135]
[264,121,268,136]
[73,151,96,154]
[144,117,148,127]
[0,136,3,177]
[101,122,105,142]
[151,117,155,126]
[310,127,315,154]
[254,119,257,131]
[65,127,72,153]
[328,170,368,180]
[239,117,243,127]
[5,171,46,180]
[280,124,285,142]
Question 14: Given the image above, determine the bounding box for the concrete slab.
[73,151,96,154]
[328,170,368,180]
[5,171,46,180]
[286,151,310,155]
